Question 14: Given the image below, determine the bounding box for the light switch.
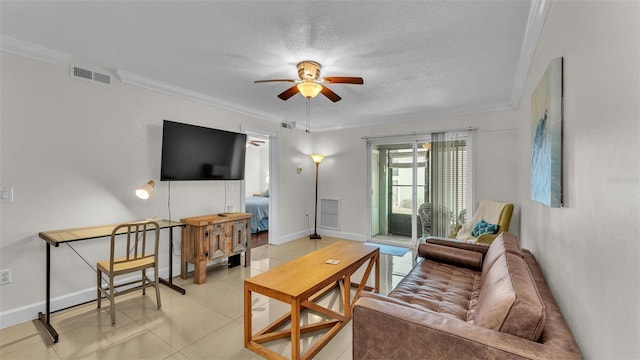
[0,186,13,203]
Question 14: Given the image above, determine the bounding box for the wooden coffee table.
[244,240,380,360]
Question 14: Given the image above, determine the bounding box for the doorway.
[368,131,471,247]
[244,134,271,247]
[369,141,427,246]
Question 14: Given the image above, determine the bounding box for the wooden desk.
[38,219,185,343]
[244,241,379,360]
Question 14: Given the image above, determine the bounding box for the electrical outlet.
[0,269,11,285]
[0,186,13,203]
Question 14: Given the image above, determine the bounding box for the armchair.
[440,200,513,244]
[417,203,455,237]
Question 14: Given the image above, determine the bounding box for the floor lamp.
[310,154,324,239]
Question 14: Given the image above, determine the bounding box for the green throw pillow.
[471,219,500,238]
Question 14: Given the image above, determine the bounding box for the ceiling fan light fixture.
[255,60,361,103]
[297,82,323,98]
[297,61,321,80]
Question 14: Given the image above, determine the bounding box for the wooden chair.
[97,220,161,325]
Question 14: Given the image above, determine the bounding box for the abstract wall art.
[531,57,563,207]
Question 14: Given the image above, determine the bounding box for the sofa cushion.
[475,252,546,341]
[482,232,522,275]
[388,259,482,323]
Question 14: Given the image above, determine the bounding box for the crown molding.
[115,69,281,123]
[311,101,516,133]
[0,36,71,65]
[0,35,280,123]
[510,0,554,108]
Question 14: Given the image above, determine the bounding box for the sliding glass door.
[369,141,422,246]
[387,144,414,238]
[368,131,471,247]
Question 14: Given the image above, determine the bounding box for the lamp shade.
[135,180,155,200]
[297,82,323,98]
[310,154,325,164]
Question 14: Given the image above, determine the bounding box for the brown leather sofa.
[352,233,582,359]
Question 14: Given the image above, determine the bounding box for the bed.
[245,196,269,233]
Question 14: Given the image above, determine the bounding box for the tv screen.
[160,120,247,181]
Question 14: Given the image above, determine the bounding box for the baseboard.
[319,228,367,242]
[0,265,178,330]
[275,229,366,245]
[274,230,310,245]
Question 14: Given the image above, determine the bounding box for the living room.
[1,1,639,359]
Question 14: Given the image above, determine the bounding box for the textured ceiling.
[0,1,533,131]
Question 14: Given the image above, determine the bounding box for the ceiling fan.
[255,61,363,102]
[247,139,265,147]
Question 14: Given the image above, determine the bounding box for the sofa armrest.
[352,295,581,360]
[417,243,483,270]
[423,236,490,255]
[477,232,501,244]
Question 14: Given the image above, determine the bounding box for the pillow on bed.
[263,189,269,197]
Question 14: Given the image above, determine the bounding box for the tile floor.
[0,237,416,360]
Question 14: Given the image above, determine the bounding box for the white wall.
[274,129,318,242]
[244,145,262,196]
[245,145,269,196]
[514,2,640,358]
[313,110,520,240]
[0,52,312,326]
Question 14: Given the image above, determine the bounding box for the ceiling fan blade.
[254,79,296,83]
[321,77,364,85]
[320,86,342,102]
[277,85,300,100]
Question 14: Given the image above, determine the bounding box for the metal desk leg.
[38,243,59,343]
[159,226,186,295]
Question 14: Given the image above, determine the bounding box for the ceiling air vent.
[70,65,111,86]
[73,66,92,80]
[93,72,111,85]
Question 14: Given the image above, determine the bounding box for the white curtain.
[430,130,472,237]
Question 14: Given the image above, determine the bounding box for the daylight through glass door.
[369,131,470,247]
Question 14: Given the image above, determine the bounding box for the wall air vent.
[281,121,295,129]
[70,65,111,86]
[320,197,340,230]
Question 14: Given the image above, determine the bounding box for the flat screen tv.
[160,120,247,181]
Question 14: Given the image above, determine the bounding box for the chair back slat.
[109,221,160,271]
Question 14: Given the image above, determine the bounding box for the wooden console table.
[180,212,252,284]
